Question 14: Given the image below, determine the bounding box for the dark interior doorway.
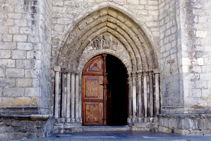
[106,54,128,125]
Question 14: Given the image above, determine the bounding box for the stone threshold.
[83,125,130,131]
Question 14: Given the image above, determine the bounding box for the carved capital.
[54,66,61,72]
[153,69,160,74]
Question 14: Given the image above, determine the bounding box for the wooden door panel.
[84,76,103,99]
[83,102,103,125]
[82,55,105,126]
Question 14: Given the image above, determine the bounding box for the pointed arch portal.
[53,6,161,131]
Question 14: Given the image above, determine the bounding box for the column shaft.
[75,74,79,122]
[149,71,154,117]
[132,73,137,122]
[155,73,160,115]
[138,73,143,119]
[71,73,75,122]
[66,72,71,122]
[61,73,67,119]
[144,73,148,118]
[54,66,61,119]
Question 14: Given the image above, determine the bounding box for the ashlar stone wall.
[0,0,52,114]
[0,0,53,139]
[181,0,211,113]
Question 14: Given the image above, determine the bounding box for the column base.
[144,118,148,122]
[71,118,75,123]
[127,117,132,127]
[66,118,71,123]
[60,118,65,123]
[132,117,137,123]
[137,117,143,122]
[149,117,154,122]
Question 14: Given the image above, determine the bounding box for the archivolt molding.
[78,33,132,74]
[58,7,158,72]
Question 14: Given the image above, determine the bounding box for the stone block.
[27,51,42,59]
[16,60,32,69]
[202,89,210,98]
[8,13,22,19]
[25,88,39,97]
[14,19,27,26]
[0,27,8,33]
[13,35,27,41]
[3,88,24,97]
[0,42,16,49]
[191,89,201,97]
[0,50,11,58]
[32,97,39,105]
[11,120,35,127]
[9,27,19,34]
[3,34,12,41]
[28,35,39,42]
[25,69,40,78]
[12,50,26,59]
[0,59,15,68]
[0,78,15,87]
[0,68,5,77]
[15,97,31,106]
[6,68,24,77]
[16,79,32,87]
[127,0,138,4]
[0,98,15,106]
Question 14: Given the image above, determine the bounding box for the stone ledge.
[158,114,211,118]
[0,114,52,121]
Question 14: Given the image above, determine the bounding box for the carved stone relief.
[90,33,119,51]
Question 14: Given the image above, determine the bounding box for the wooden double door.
[82,54,128,126]
[82,55,107,126]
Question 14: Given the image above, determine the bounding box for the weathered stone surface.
[6,69,24,77]
[15,97,31,106]
[3,88,24,97]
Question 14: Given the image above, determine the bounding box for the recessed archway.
[53,6,161,132]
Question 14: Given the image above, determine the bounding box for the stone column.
[149,71,154,122]
[138,72,143,122]
[127,75,133,126]
[66,72,71,123]
[132,72,137,123]
[154,70,160,116]
[71,72,75,123]
[61,72,67,122]
[75,73,80,123]
[54,66,61,119]
[143,72,148,122]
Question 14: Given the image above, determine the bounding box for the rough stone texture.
[0,116,54,140]
[0,0,53,113]
[180,0,211,114]
[0,0,211,139]
[159,0,182,113]
[158,114,211,135]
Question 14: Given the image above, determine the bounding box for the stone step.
[83,125,130,131]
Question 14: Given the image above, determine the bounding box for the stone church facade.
[0,0,211,140]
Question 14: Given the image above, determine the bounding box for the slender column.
[66,72,71,122]
[143,72,148,122]
[155,71,160,116]
[71,72,75,123]
[75,73,79,122]
[132,72,137,122]
[127,75,133,126]
[54,66,61,119]
[149,71,154,122]
[138,72,143,122]
[79,73,82,123]
[61,72,67,121]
